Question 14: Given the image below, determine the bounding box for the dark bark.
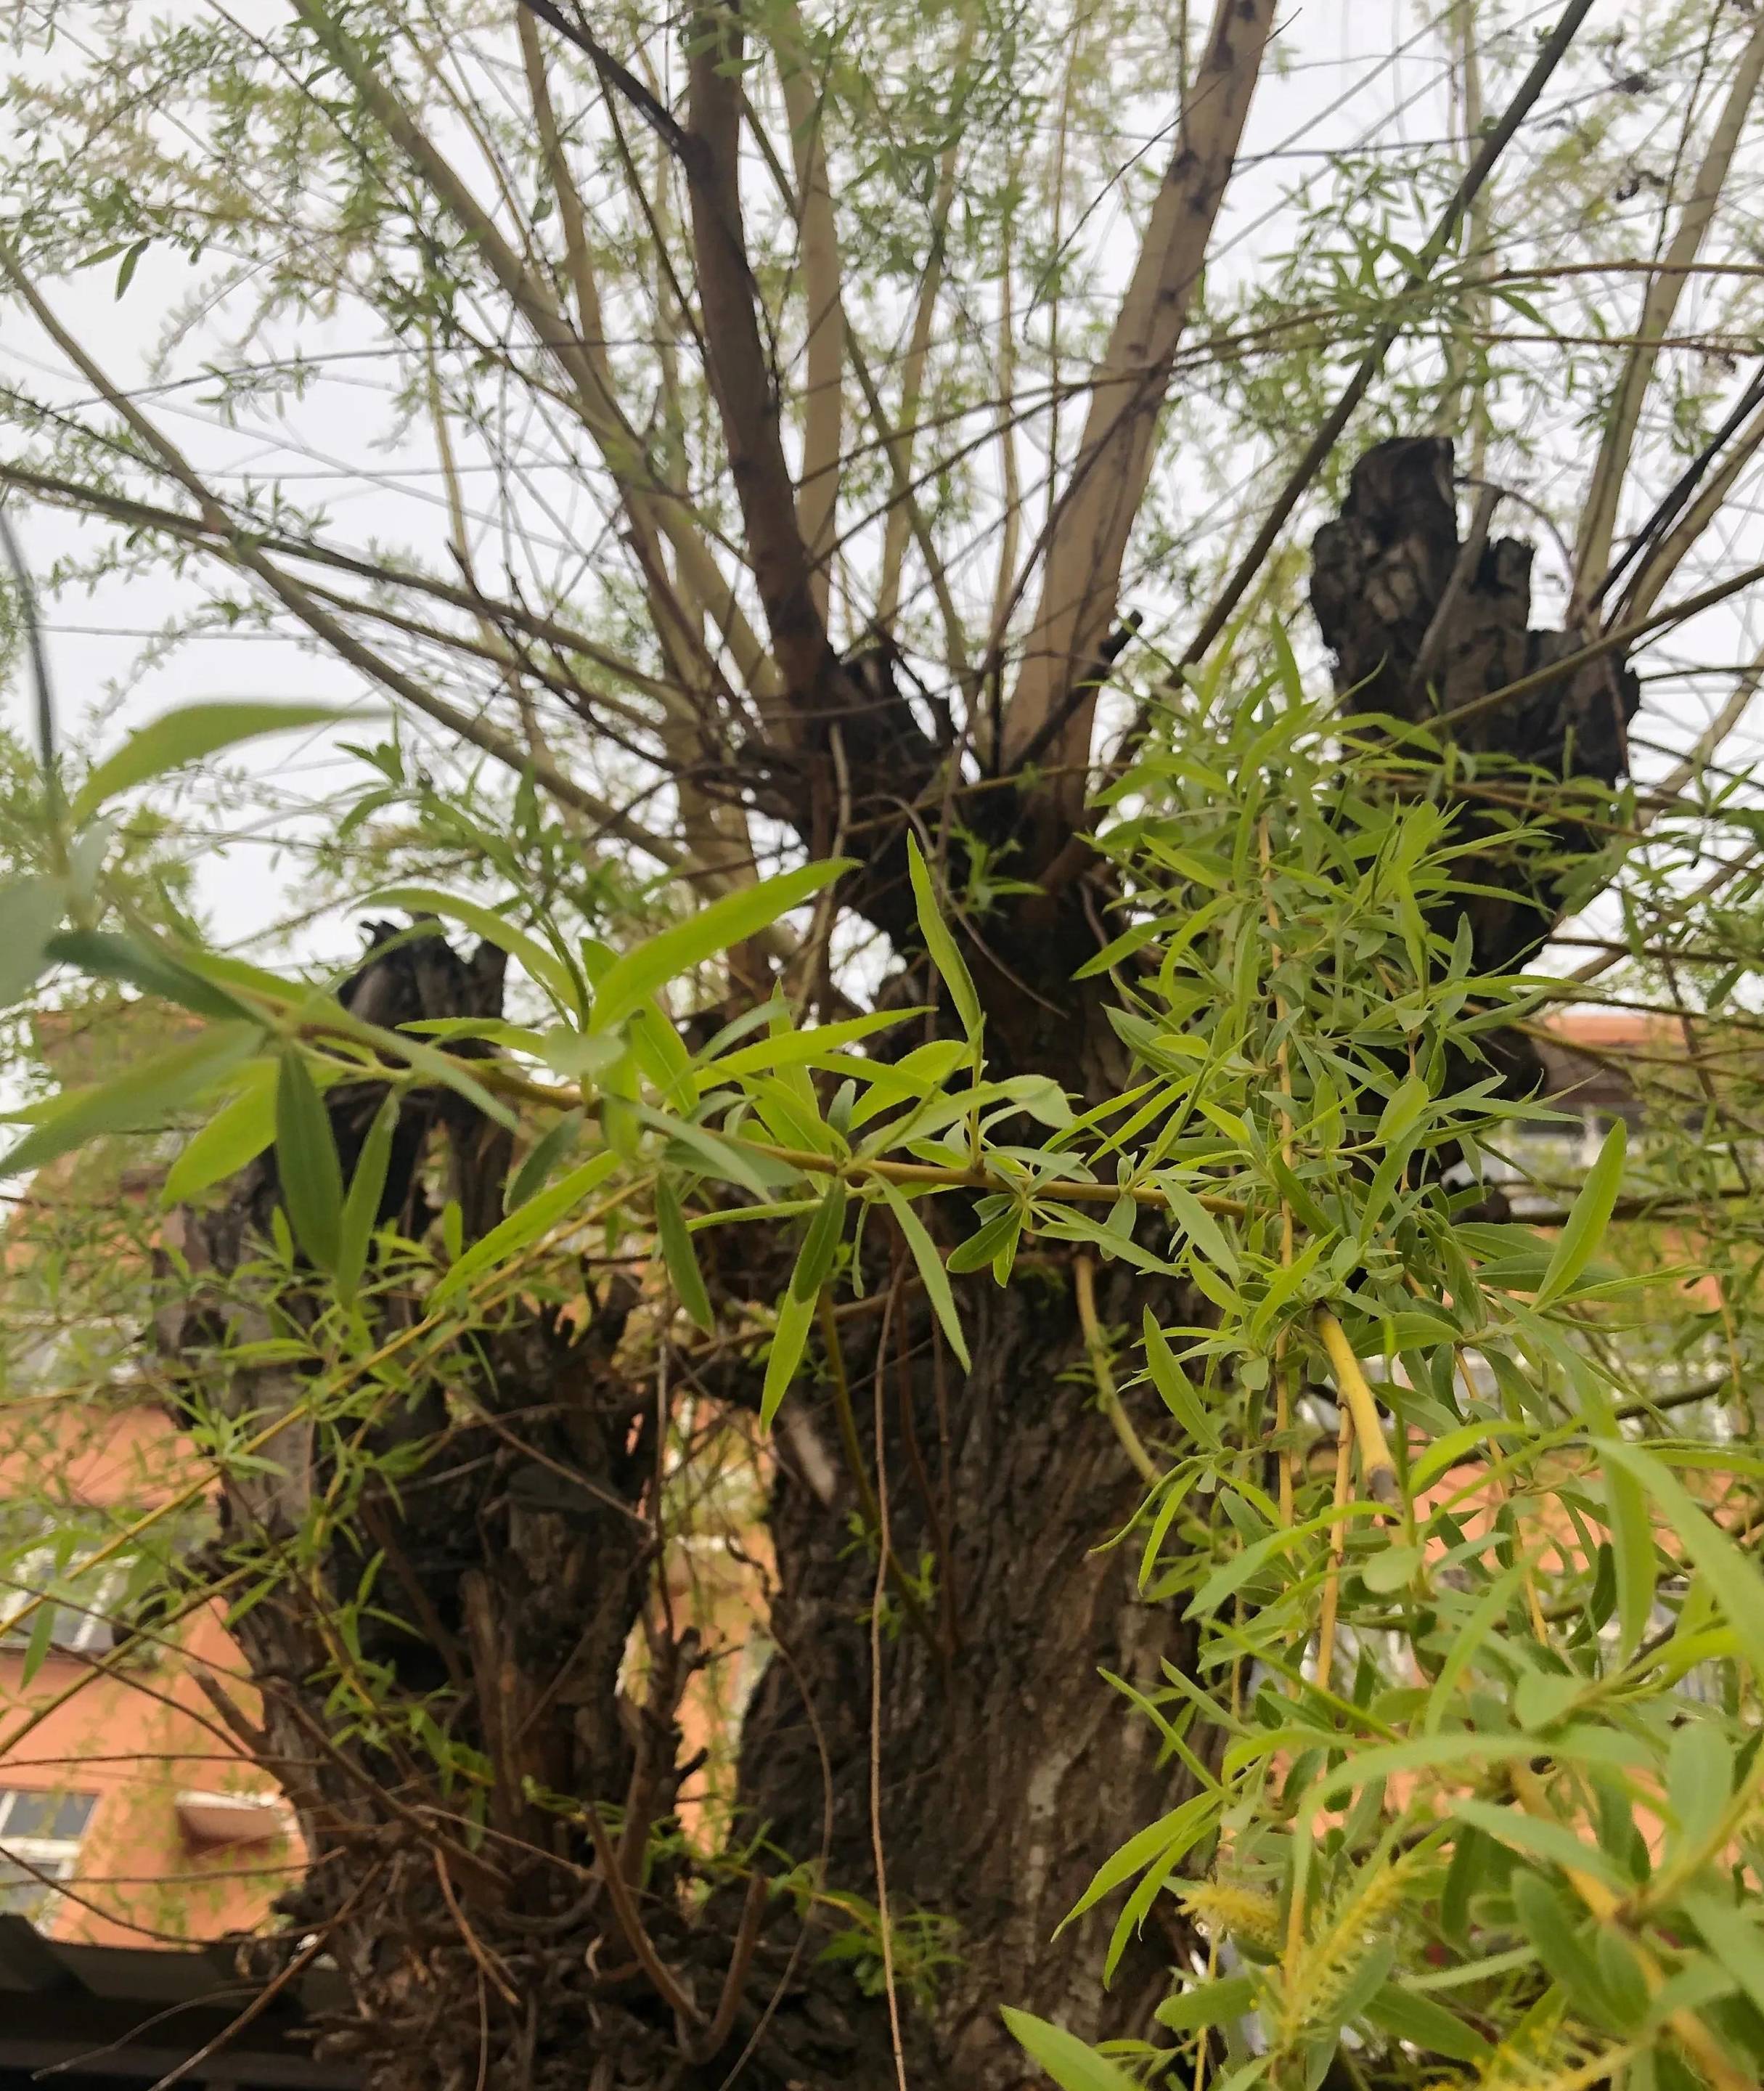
[1310,435,1638,979]
[738,1263,1194,2090]
[145,439,1636,2091]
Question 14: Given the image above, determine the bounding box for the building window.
[0,1787,97,1926]
[0,1541,130,1657]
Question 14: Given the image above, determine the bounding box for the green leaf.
[636,1105,796,1199]
[1188,1507,1351,1621]
[1142,1313,1220,1448]
[161,1059,279,1205]
[335,1091,399,1305]
[430,1150,619,1306]
[656,1178,714,1332]
[71,701,356,826]
[1165,1183,1238,1279]
[1064,1791,1220,1925]
[706,1008,918,1079]
[0,878,67,1008]
[1509,1870,1625,2032]
[1156,1975,1257,2033]
[1362,1544,1424,1594]
[791,1181,847,1303]
[947,1205,1023,1276]
[1534,1117,1625,1309]
[1,1023,260,1180]
[1000,2009,1140,2091]
[1363,1982,1491,2062]
[906,833,981,1040]
[1598,1439,1764,1680]
[591,861,852,1033]
[1452,1799,1625,1891]
[114,235,150,297]
[505,1109,585,1212]
[1421,1562,1526,1734]
[275,1051,346,1272]
[46,928,253,1022]
[1667,1721,1731,1860]
[367,888,581,1016]
[20,1590,57,1687]
[873,1177,970,1369]
[1683,1893,1764,2021]
[760,1285,817,1430]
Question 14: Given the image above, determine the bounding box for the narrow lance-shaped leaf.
[1600,1445,1656,1662]
[505,1109,584,1213]
[335,1091,399,1306]
[655,1178,714,1332]
[1534,1117,1625,1308]
[999,2008,1140,2091]
[161,1059,279,1206]
[274,1050,346,1273]
[1599,1437,1764,1680]
[46,928,253,1022]
[70,701,359,827]
[873,1176,971,1369]
[1142,1311,1220,1449]
[430,1150,620,1307]
[1164,1181,1238,1279]
[366,888,583,1018]
[591,860,852,1033]
[0,877,67,1009]
[906,833,981,1042]
[1,1023,261,1181]
[1363,1984,1492,2062]
[791,1181,847,1302]
[760,1285,817,1431]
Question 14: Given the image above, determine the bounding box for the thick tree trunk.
[718,913,1193,2086]
[738,1265,1192,2090]
[150,439,1634,2091]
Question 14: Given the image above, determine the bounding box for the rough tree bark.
[152,439,1634,2091]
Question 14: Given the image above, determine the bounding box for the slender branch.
[1315,1310,1399,1507]
[0,460,681,710]
[815,1289,941,1661]
[1312,1405,1355,1695]
[738,99,971,680]
[1073,1255,1160,1486]
[874,6,979,631]
[1509,1766,1751,2091]
[1617,381,1764,623]
[1572,12,1764,612]
[692,1870,769,2062]
[1182,0,1596,672]
[685,4,841,727]
[1003,0,1276,816]
[0,235,693,865]
[772,5,846,627]
[295,0,778,713]
[581,1801,703,2026]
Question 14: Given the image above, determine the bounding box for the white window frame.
[0,1788,96,1929]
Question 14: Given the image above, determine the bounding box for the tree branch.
[773,5,846,628]
[685,4,842,733]
[1572,10,1764,614]
[1000,0,1275,818]
[1179,0,1596,675]
[0,242,719,888]
[873,7,979,632]
[294,0,781,717]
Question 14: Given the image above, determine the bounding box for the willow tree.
[9,2,1764,2088]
